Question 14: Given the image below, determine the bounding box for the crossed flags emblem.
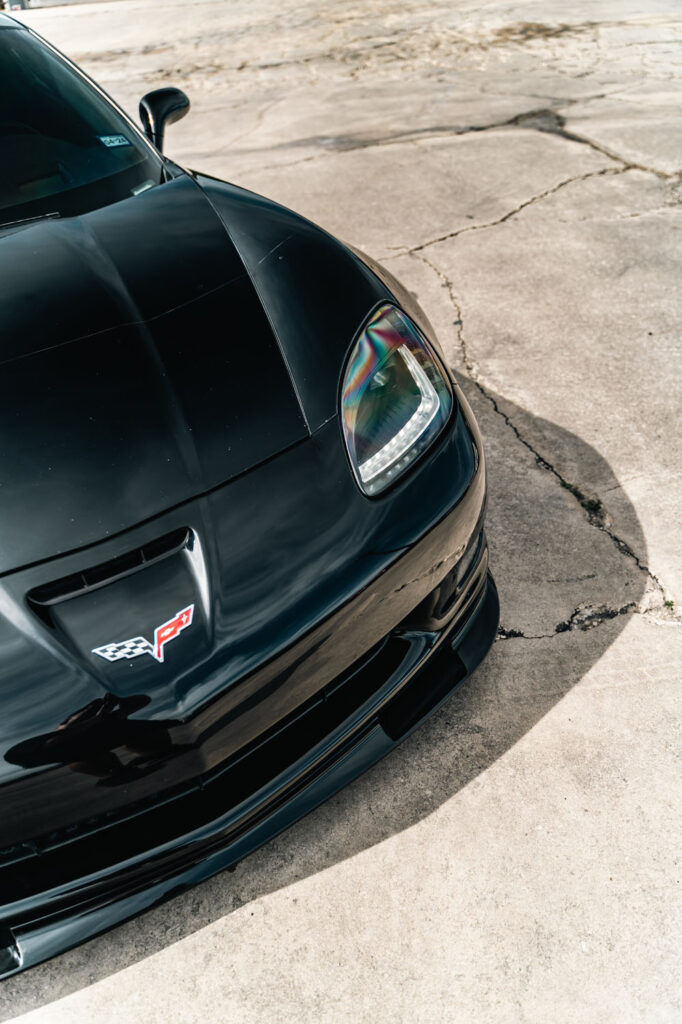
[92,605,194,664]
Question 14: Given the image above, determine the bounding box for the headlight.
[341,303,453,496]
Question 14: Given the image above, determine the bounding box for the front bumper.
[0,556,497,978]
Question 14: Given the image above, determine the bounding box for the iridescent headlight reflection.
[341,304,453,495]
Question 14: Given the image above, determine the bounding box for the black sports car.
[0,15,498,976]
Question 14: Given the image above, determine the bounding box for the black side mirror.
[139,87,190,153]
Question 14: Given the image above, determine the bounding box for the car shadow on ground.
[0,385,648,1019]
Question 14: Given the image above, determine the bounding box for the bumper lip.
[0,573,499,979]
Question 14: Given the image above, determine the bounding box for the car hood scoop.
[0,175,307,573]
[27,526,212,706]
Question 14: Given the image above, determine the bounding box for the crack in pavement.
[231,97,681,188]
[242,101,678,186]
[240,99,608,157]
[497,598,679,640]
[413,250,681,623]
[404,166,629,255]
[512,107,675,179]
[369,107,679,257]
[497,601,638,640]
[399,107,681,255]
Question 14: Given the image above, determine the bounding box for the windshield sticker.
[97,134,132,148]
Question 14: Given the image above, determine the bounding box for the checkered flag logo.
[92,637,155,662]
[91,605,194,665]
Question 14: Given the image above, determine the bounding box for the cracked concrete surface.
[4,1,682,1022]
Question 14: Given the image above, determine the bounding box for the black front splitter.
[1,574,498,978]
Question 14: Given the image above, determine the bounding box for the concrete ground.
[3,1,682,1021]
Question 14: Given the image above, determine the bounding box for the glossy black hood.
[0,174,309,573]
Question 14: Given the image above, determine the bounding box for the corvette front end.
[0,12,498,975]
[0,386,497,976]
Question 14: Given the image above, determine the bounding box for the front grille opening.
[28,527,191,607]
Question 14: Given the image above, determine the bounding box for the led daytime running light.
[358,345,439,484]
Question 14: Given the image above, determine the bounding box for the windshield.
[0,26,164,224]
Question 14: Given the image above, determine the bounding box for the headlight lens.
[341,303,453,495]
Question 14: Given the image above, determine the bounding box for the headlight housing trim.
[341,303,454,496]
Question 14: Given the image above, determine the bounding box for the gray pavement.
[3,2,682,1021]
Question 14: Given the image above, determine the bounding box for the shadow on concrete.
[0,388,647,1018]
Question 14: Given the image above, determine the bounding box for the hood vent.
[28,528,191,608]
